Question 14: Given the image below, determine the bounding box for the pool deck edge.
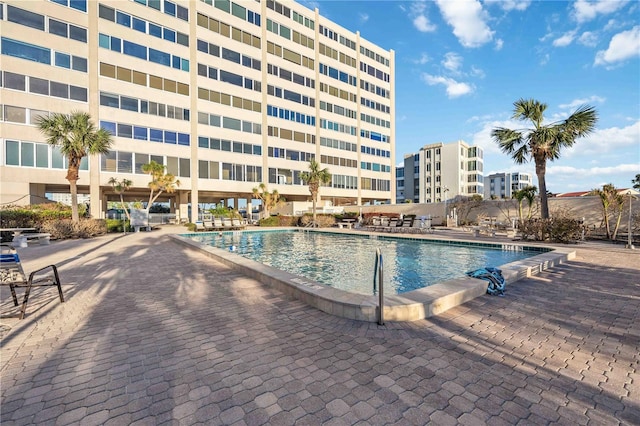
[170,233,575,322]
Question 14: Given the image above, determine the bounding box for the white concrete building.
[397,141,483,203]
[0,0,395,221]
[484,172,533,199]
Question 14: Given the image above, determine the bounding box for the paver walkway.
[1,227,639,425]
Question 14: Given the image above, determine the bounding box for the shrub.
[0,203,72,228]
[258,216,278,226]
[185,222,197,232]
[39,218,107,239]
[299,214,335,227]
[519,210,585,243]
[105,219,131,233]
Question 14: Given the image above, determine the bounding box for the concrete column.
[177,191,189,223]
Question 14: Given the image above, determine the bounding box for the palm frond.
[513,98,546,127]
[491,127,524,155]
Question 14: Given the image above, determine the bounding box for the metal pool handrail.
[373,248,384,325]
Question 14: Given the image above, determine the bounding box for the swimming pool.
[184,230,544,295]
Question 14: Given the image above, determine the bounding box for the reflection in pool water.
[185,230,540,295]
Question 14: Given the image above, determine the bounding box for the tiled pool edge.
[170,233,575,322]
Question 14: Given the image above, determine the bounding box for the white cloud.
[573,0,629,23]
[567,120,640,156]
[359,13,369,23]
[558,96,606,110]
[485,0,531,11]
[578,31,599,47]
[494,38,504,50]
[595,26,640,66]
[413,14,437,32]
[442,52,463,73]
[548,163,640,177]
[413,53,430,64]
[470,66,486,78]
[435,0,494,48]
[553,31,577,47]
[470,118,639,159]
[469,118,522,155]
[422,74,474,98]
[410,1,437,33]
[540,53,550,65]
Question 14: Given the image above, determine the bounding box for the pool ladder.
[373,248,384,325]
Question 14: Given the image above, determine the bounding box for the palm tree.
[37,111,113,222]
[299,159,332,226]
[252,183,282,219]
[512,186,538,222]
[591,183,624,240]
[492,99,597,219]
[108,177,133,222]
[141,161,180,211]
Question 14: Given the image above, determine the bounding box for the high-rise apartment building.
[484,172,533,199]
[0,0,394,220]
[397,141,483,203]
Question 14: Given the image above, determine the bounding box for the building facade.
[396,141,483,204]
[0,0,395,221]
[484,172,533,199]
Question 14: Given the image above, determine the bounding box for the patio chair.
[1,244,64,319]
[399,217,415,233]
[221,217,235,230]
[231,218,246,230]
[385,217,399,232]
[213,217,225,230]
[194,222,206,232]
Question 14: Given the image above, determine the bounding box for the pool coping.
[170,229,576,322]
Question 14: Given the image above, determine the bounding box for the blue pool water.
[184,230,542,295]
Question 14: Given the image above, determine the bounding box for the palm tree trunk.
[69,180,79,223]
[612,209,622,240]
[518,201,523,222]
[120,194,131,222]
[535,158,549,219]
[66,159,81,223]
[602,207,611,239]
[311,196,317,226]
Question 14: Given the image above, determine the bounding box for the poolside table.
[1,228,41,247]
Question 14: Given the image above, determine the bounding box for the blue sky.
[299,0,640,193]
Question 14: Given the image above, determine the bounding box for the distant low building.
[556,188,639,197]
[48,193,91,206]
[484,172,533,199]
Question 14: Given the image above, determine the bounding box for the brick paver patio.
[1,227,638,425]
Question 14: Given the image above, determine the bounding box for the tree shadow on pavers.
[1,231,380,424]
[417,255,640,425]
[0,235,129,347]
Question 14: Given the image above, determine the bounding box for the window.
[116,11,131,27]
[1,37,50,64]
[7,5,45,31]
[55,52,71,68]
[49,19,68,37]
[72,56,88,72]
[222,48,240,64]
[120,96,138,112]
[133,17,146,32]
[30,77,49,95]
[100,92,119,108]
[4,72,26,91]
[134,127,147,141]
[50,82,68,98]
[123,41,147,60]
[4,106,26,123]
